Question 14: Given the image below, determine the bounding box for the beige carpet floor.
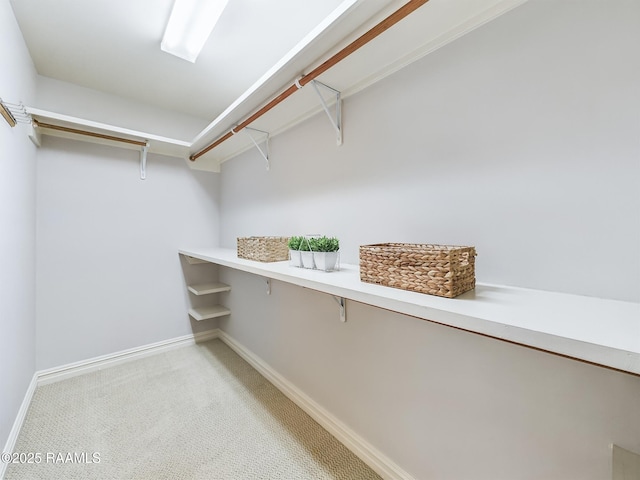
[5,339,381,480]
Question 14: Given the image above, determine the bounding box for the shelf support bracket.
[332,296,347,322]
[140,142,149,180]
[311,80,342,146]
[244,127,270,170]
[27,122,41,147]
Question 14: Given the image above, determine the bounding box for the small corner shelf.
[182,253,231,322]
[187,282,231,295]
[184,255,210,265]
[178,247,640,376]
[188,305,231,321]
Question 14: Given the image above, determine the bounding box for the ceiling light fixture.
[161,0,229,63]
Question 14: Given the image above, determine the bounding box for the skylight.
[161,0,229,63]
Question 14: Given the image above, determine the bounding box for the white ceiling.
[10,0,530,169]
[9,0,347,120]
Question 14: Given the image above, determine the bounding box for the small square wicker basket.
[237,236,290,262]
[359,243,476,298]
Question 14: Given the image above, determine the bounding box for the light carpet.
[5,339,381,480]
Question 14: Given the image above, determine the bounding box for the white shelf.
[178,247,640,375]
[184,255,210,265]
[188,0,530,171]
[188,282,231,295]
[26,108,191,159]
[21,2,529,172]
[188,305,231,321]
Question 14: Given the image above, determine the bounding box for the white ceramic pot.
[300,251,315,269]
[289,249,302,268]
[313,251,339,271]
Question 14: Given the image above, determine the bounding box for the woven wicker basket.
[237,236,290,262]
[359,243,476,298]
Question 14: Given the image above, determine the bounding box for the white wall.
[36,137,220,369]
[0,0,37,449]
[218,1,640,479]
[218,269,640,480]
[35,76,208,141]
[220,0,640,303]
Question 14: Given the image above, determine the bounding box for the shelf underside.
[188,305,231,321]
[178,247,640,375]
[21,1,527,173]
[27,108,191,159]
[188,283,231,295]
[189,0,528,171]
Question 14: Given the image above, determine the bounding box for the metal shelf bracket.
[244,127,270,170]
[332,296,347,322]
[140,142,150,180]
[311,80,342,146]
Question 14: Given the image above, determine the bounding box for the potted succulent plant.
[299,236,316,269]
[288,236,303,267]
[310,236,340,272]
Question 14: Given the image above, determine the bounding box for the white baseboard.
[1,375,37,480]
[3,328,412,480]
[37,329,220,386]
[217,330,416,480]
[1,328,221,480]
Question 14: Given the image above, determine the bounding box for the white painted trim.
[214,0,531,167]
[37,329,220,385]
[3,329,410,479]
[1,329,220,479]
[189,0,362,146]
[340,0,530,102]
[612,444,640,480]
[180,248,640,375]
[217,330,416,480]
[1,375,38,479]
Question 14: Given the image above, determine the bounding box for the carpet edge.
[217,330,416,480]
[1,374,38,480]
[36,329,221,386]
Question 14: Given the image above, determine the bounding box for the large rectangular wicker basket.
[359,243,476,298]
[237,236,290,262]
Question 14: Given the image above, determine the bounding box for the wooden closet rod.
[0,101,17,128]
[190,0,430,161]
[33,120,148,147]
